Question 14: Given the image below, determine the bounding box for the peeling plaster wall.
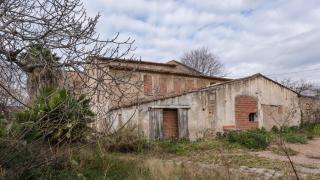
[110,91,212,140]
[109,76,301,140]
[214,76,300,131]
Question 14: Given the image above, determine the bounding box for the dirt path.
[254,138,320,167]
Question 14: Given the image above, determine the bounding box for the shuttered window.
[144,75,152,95]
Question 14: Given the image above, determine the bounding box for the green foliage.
[24,153,151,180]
[155,138,191,155]
[271,126,279,133]
[283,133,308,144]
[152,138,238,155]
[0,140,150,179]
[307,133,315,140]
[226,129,269,150]
[14,88,95,144]
[0,113,8,137]
[313,124,320,135]
[23,44,60,64]
[100,125,149,153]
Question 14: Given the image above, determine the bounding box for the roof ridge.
[95,57,176,67]
[166,60,202,75]
[108,65,231,81]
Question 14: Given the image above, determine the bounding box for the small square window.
[249,113,257,122]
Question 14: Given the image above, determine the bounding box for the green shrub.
[101,125,149,153]
[271,126,279,133]
[155,138,191,155]
[14,87,95,144]
[307,133,314,140]
[0,114,4,136]
[313,124,320,135]
[300,122,317,131]
[226,131,239,143]
[280,126,291,133]
[226,130,269,150]
[283,133,307,144]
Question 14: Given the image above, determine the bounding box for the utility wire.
[266,67,320,77]
[227,67,320,78]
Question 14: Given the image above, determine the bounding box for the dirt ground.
[255,137,320,167]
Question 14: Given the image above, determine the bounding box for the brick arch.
[235,95,259,130]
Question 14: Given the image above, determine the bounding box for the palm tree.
[21,44,62,100]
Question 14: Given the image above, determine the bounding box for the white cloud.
[84,0,320,83]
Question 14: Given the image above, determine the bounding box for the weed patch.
[270,146,298,156]
[226,129,269,150]
[100,125,149,153]
[283,133,308,144]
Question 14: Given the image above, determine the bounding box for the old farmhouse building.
[70,57,317,140]
[80,57,230,130]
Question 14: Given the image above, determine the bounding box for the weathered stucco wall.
[108,75,302,140]
[110,91,213,140]
[214,76,300,131]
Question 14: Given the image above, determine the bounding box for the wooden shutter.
[149,109,163,139]
[144,75,152,95]
[178,108,189,138]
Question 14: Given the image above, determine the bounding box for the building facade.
[108,74,302,140]
[81,58,230,130]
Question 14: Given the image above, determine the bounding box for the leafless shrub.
[280,78,314,95]
[266,101,300,179]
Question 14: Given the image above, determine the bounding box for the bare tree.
[0,61,26,118]
[0,0,139,116]
[280,78,314,95]
[180,47,225,76]
[0,1,142,177]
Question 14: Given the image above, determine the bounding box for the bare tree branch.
[180,47,226,76]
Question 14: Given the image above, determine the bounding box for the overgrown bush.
[283,133,308,144]
[271,126,280,133]
[312,124,320,135]
[154,138,191,155]
[270,123,320,144]
[226,129,269,150]
[100,125,149,153]
[0,140,151,179]
[14,88,95,144]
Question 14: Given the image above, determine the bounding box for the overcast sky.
[84,0,320,84]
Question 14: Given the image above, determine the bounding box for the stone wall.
[299,96,320,123]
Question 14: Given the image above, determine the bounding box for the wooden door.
[163,109,178,139]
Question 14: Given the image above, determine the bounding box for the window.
[249,113,257,122]
[144,75,152,95]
